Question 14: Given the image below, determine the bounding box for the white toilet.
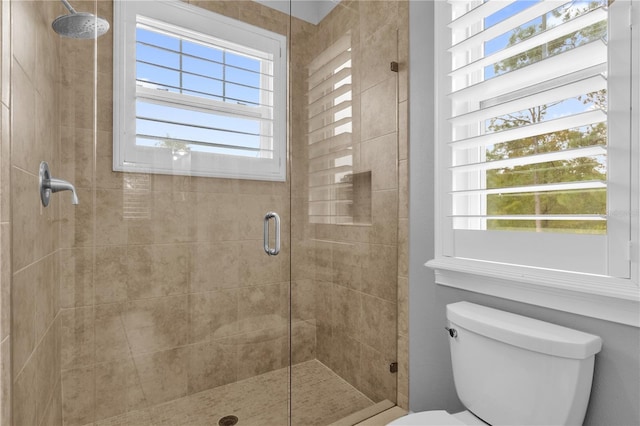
[390,301,602,426]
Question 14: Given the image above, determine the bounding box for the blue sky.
[135,26,270,157]
[480,0,606,132]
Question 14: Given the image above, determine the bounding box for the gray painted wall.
[408,2,640,425]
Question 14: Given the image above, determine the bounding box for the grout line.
[37,376,62,426]
[12,249,58,279]
[311,359,374,404]
[118,298,152,418]
[13,301,62,382]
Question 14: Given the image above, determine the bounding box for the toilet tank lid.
[447,302,603,359]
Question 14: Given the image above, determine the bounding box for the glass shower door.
[56,1,293,425]
[290,1,403,424]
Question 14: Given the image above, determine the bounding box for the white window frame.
[113,0,287,181]
[427,0,640,327]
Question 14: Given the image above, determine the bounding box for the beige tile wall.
[290,0,409,410]
[1,1,11,424]
[9,0,66,425]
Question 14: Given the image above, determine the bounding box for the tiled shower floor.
[86,360,374,426]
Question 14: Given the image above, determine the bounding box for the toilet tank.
[446,302,602,426]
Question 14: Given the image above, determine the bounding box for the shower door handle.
[263,212,280,256]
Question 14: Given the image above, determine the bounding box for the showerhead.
[52,0,109,39]
[52,12,110,39]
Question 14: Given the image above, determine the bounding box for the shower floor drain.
[218,415,239,426]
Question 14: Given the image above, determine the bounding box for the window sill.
[426,257,640,327]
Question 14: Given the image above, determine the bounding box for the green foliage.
[156,138,191,152]
[485,1,607,233]
[492,1,607,76]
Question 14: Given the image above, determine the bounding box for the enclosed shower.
[1,0,409,424]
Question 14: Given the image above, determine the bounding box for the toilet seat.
[387,410,466,426]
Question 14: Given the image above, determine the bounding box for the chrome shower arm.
[60,0,77,14]
[47,178,79,204]
[39,161,79,206]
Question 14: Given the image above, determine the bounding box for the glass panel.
[58,1,292,424]
[17,1,405,425]
[290,0,402,424]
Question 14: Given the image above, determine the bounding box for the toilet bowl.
[389,410,486,425]
[389,302,602,426]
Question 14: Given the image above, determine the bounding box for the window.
[113,0,287,181]
[428,0,639,325]
[434,0,633,276]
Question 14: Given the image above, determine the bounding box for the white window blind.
[437,0,632,276]
[114,0,287,181]
[135,22,275,157]
[307,34,354,224]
